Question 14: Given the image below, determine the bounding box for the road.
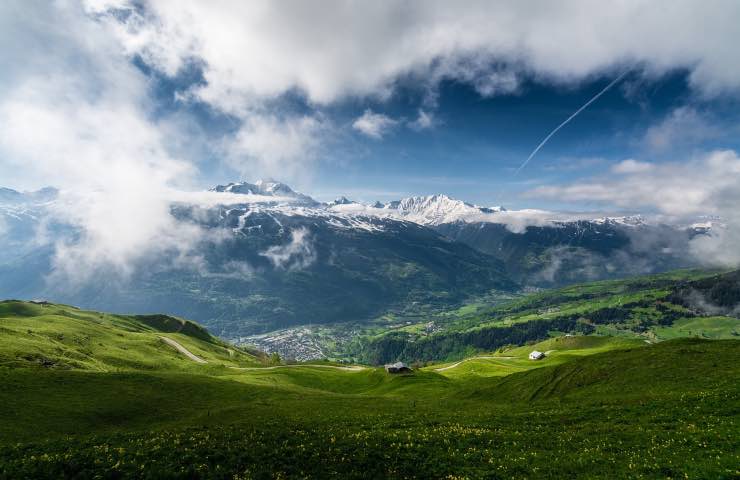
[434,356,515,372]
[229,364,365,371]
[160,336,208,364]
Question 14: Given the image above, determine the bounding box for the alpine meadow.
[1,1,739,479]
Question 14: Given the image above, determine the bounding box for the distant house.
[385,361,412,373]
[528,350,545,361]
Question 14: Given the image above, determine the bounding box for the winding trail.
[434,356,515,372]
[160,336,208,364]
[229,364,365,372]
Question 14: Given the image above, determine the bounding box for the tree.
[269,352,282,365]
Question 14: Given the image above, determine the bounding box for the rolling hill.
[0,300,261,371]
[0,299,737,478]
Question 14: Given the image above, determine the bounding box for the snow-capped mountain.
[0,180,712,336]
[210,180,320,206]
[370,194,504,226]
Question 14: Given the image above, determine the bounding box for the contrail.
[515,70,630,176]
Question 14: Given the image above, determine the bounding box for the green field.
[1,299,739,478]
[353,269,740,364]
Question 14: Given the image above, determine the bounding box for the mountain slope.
[0,300,261,371]
[0,182,712,337]
[483,338,739,402]
[0,185,516,336]
[354,269,739,363]
[435,218,705,286]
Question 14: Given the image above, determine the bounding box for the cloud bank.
[529,149,740,266]
[89,0,740,105]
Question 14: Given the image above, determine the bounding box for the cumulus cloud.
[530,150,740,216]
[0,1,206,282]
[86,0,740,106]
[260,228,316,270]
[352,110,398,139]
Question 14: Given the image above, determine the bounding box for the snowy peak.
[326,196,356,207]
[590,215,647,227]
[377,194,503,226]
[210,181,319,206]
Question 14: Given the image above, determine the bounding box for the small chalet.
[528,350,545,361]
[385,361,412,373]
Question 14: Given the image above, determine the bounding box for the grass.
[653,316,739,340]
[424,335,647,379]
[354,269,740,363]
[0,300,261,372]
[0,300,738,478]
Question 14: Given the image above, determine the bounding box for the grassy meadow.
[0,299,738,478]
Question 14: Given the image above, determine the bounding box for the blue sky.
[154,62,740,211]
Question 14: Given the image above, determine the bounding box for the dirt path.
[160,336,207,364]
[229,364,365,372]
[434,356,515,372]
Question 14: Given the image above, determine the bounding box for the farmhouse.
[528,350,545,361]
[385,362,412,373]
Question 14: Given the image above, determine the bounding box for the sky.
[2,0,740,271]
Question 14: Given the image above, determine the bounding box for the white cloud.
[611,159,653,174]
[409,109,437,131]
[260,227,316,270]
[644,107,723,151]
[530,150,740,216]
[352,110,398,139]
[227,114,329,183]
[528,149,740,266]
[0,1,202,281]
[3,0,740,280]
[86,0,740,109]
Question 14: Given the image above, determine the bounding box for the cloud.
[86,0,740,108]
[611,159,653,174]
[260,227,316,270]
[644,107,722,151]
[409,109,437,131]
[352,110,398,139]
[530,150,740,215]
[226,114,329,182]
[528,149,740,266]
[3,0,740,282]
[0,1,205,282]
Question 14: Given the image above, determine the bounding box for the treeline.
[668,270,740,313]
[356,298,699,364]
[356,315,595,365]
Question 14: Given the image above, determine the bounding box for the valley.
[0,181,711,340]
[1,270,738,478]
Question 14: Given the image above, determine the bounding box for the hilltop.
[0,300,261,371]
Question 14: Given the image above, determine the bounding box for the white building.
[529,350,545,360]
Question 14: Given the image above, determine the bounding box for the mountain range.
[0,181,711,336]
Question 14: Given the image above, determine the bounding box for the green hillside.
[0,300,738,478]
[425,335,645,379]
[0,300,261,372]
[354,269,740,363]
